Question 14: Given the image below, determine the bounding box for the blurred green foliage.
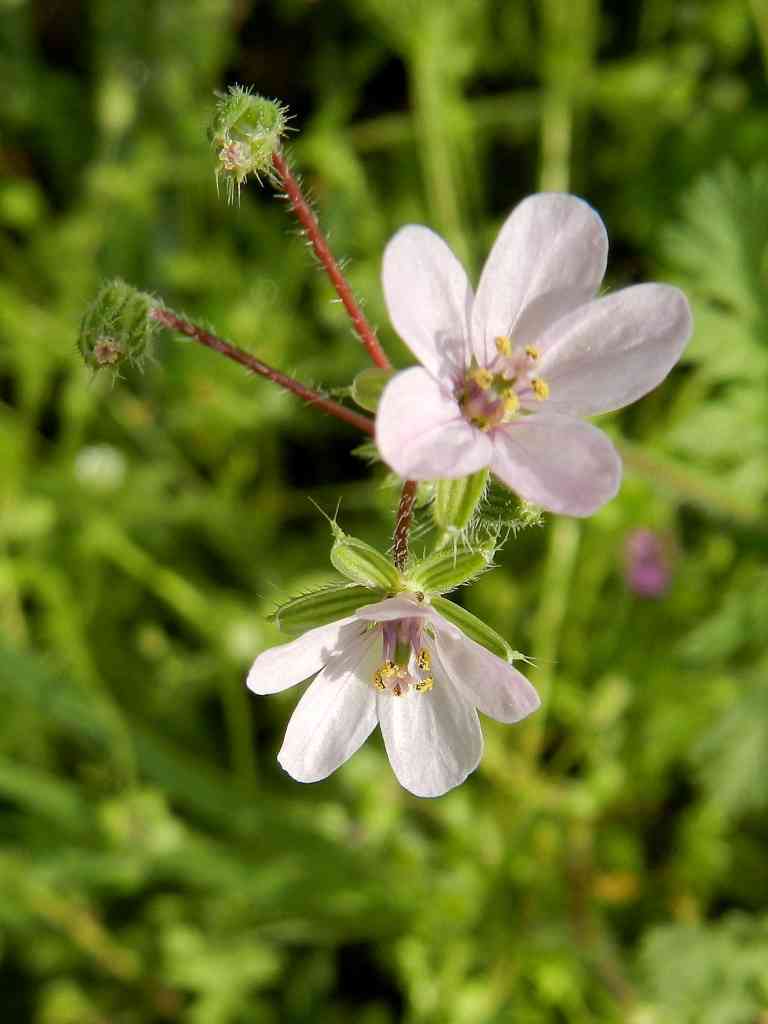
[1,0,768,1020]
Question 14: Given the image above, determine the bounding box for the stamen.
[373,670,387,691]
[502,389,520,416]
[495,335,512,356]
[532,377,549,400]
[415,676,433,693]
[417,648,431,671]
[469,367,494,389]
[525,345,540,361]
[391,681,405,697]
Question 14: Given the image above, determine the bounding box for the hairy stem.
[150,308,374,436]
[393,480,418,571]
[271,149,391,370]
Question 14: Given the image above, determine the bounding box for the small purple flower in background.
[247,594,539,798]
[624,529,672,598]
[376,193,692,516]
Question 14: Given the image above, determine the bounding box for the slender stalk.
[270,149,391,370]
[393,480,418,571]
[150,308,374,436]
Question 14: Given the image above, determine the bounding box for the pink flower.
[376,194,693,516]
[247,594,539,798]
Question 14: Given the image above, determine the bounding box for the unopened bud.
[407,540,495,596]
[78,279,158,375]
[270,582,377,635]
[431,596,513,662]
[209,85,289,202]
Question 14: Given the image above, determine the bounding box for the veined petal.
[472,194,608,365]
[382,225,473,379]
[376,367,492,480]
[377,677,483,798]
[536,284,693,416]
[433,618,540,723]
[278,632,380,783]
[491,414,621,517]
[246,616,361,695]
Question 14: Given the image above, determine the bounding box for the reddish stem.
[393,479,418,571]
[150,308,375,436]
[271,149,391,371]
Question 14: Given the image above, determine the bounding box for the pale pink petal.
[278,632,380,783]
[377,679,483,798]
[536,285,693,416]
[246,617,361,695]
[382,225,473,379]
[376,366,492,480]
[472,194,608,365]
[355,595,433,622]
[491,414,621,516]
[432,619,540,723]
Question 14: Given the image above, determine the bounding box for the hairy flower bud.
[78,279,159,375]
[209,85,289,202]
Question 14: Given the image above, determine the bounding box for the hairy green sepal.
[431,596,513,661]
[351,367,394,412]
[432,469,489,533]
[330,528,401,591]
[271,583,378,635]
[407,540,495,595]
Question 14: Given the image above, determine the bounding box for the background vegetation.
[2,1,768,1020]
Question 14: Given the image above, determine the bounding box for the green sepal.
[330,528,401,591]
[270,582,380,635]
[407,540,495,596]
[477,479,543,532]
[431,595,513,661]
[432,469,489,533]
[350,367,394,412]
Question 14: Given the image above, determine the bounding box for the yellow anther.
[373,671,387,691]
[469,367,494,389]
[525,345,540,361]
[502,389,520,416]
[415,676,434,693]
[417,648,431,671]
[391,681,404,697]
[495,335,512,356]
[380,660,398,678]
[532,377,550,400]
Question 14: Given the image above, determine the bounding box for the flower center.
[372,618,433,696]
[458,335,549,431]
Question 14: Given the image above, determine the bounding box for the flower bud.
[209,85,289,202]
[351,367,394,412]
[271,583,378,635]
[431,595,513,661]
[330,526,401,591]
[78,278,158,374]
[432,469,489,534]
[407,539,495,596]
